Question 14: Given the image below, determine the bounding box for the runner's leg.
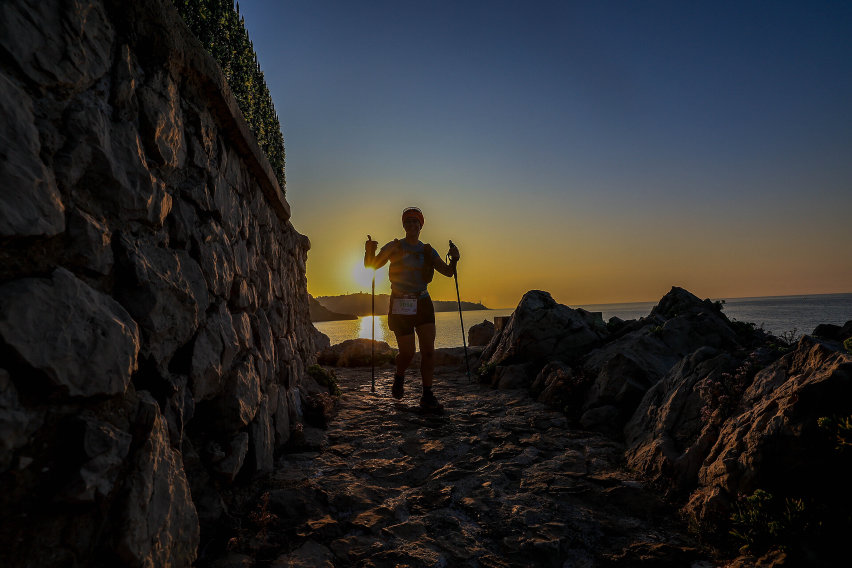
[415,323,436,389]
[395,332,416,376]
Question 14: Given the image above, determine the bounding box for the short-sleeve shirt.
[381,240,441,295]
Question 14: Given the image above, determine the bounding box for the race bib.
[391,298,417,315]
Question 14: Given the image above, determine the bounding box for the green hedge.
[173,0,286,190]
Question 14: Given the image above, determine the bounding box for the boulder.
[317,339,396,367]
[118,238,208,368]
[0,268,140,398]
[468,320,495,347]
[0,74,64,237]
[481,290,607,368]
[117,393,199,567]
[190,302,239,402]
[684,337,852,528]
[213,432,249,483]
[580,287,740,434]
[530,361,586,416]
[62,415,133,503]
[624,347,738,494]
[64,208,114,275]
[812,320,852,342]
[494,364,532,390]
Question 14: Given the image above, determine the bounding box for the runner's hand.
[448,241,460,261]
[365,235,377,254]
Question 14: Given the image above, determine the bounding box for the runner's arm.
[365,239,396,269]
[433,248,458,277]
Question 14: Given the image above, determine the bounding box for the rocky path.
[211,367,712,568]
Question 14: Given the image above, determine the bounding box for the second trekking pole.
[449,240,472,383]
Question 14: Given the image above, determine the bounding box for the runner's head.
[401,207,424,228]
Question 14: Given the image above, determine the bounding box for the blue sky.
[238,0,852,307]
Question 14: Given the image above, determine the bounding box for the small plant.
[714,299,726,312]
[818,414,852,451]
[477,361,497,382]
[650,324,664,337]
[697,351,762,424]
[307,364,341,396]
[729,489,810,554]
[778,327,801,347]
[843,337,852,355]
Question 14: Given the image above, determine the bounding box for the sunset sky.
[239,0,852,309]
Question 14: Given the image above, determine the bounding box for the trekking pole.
[449,240,472,383]
[369,235,376,393]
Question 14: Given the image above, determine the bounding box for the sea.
[313,293,852,349]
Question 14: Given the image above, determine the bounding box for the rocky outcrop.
[468,319,495,346]
[480,290,608,388]
[0,1,319,565]
[683,338,852,529]
[579,287,740,432]
[623,334,852,561]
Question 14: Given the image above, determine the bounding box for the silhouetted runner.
[365,207,460,413]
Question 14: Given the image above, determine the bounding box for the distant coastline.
[312,292,488,321]
[309,295,358,322]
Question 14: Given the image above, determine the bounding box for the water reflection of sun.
[358,315,388,344]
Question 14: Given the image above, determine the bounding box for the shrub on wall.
[173,0,286,190]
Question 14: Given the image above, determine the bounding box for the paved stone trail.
[219,367,711,568]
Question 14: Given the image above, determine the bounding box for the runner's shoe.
[419,390,444,414]
[392,374,405,399]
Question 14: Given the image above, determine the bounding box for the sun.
[349,254,389,293]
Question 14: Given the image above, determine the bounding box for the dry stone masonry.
[0,0,320,565]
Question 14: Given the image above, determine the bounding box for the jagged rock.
[190,302,240,401]
[217,356,262,431]
[213,432,249,483]
[0,0,113,92]
[582,353,654,422]
[468,319,495,347]
[650,286,723,320]
[624,347,738,493]
[580,287,739,434]
[494,364,531,389]
[684,337,852,528]
[62,415,133,503]
[0,370,41,472]
[65,208,113,275]
[0,74,64,238]
[57,105,173,227]
[194,221,235,298]
[317,339,396,367]
[250,395,274,473]
[0,268,140,397]
[274,387,291,447]
[118,238,209,368]
[138,71,186,170]
[312,327,331,354]
[530,361,580,414]
[481,290,607,368]
[117,393,198,567]
[252,309,275,362]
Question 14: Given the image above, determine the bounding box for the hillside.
[317,293,487,317]
[309,295,357,322]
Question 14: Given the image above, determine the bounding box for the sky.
[238,0,852,309]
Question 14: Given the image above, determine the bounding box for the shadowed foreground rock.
[203,368,709,567]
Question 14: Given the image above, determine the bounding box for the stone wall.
[0,1,320,565]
